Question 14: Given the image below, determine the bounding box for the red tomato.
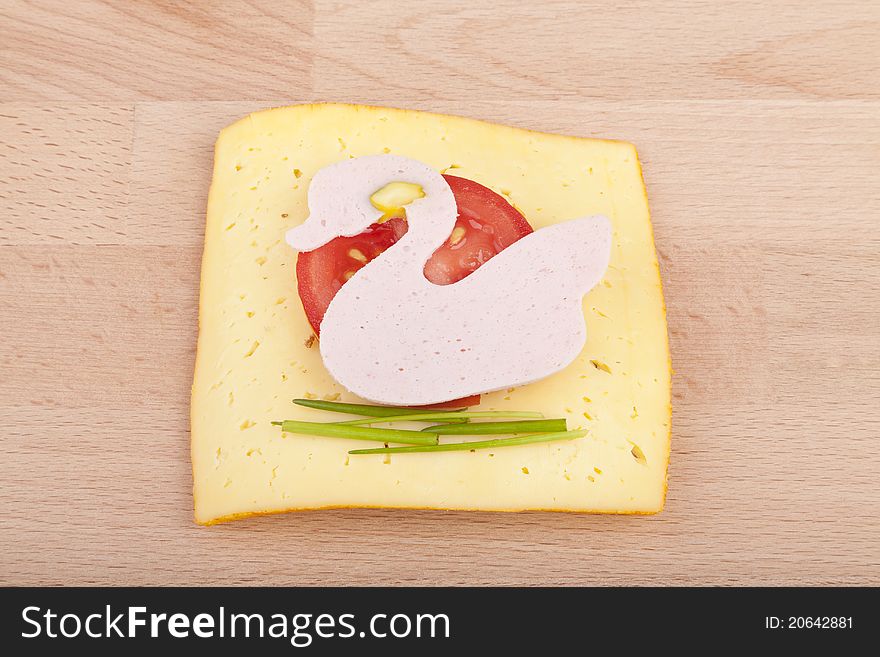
[423,175,534,285]
[410,397,480,410]
[295,174,533,408]
[295,217,408,333]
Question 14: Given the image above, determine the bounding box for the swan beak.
[285,216,334,252]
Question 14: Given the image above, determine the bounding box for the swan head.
[286,154,449,252]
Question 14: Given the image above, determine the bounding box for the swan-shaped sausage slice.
[287,155,611,406]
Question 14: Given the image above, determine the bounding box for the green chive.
[277,420,438,445]
[348,430,588,455]
[293,398,467,416]
[340,411,544,426]
[422,419,567,435]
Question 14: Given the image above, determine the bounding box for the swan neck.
[377,172,456,273]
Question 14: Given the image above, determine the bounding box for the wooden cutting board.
[1,0,878,586]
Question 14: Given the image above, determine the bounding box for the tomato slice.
[423,175,534,285]
[295,174,533,408]
[409,396,480,410]
[295,217,408,333]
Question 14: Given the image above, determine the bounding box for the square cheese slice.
[192,103,670,524]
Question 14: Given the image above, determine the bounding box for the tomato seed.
[348,248,367,263]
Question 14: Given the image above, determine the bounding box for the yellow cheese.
[192,103,671,524]
[370,181,425,220]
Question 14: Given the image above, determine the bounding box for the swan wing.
[454,214,612,296]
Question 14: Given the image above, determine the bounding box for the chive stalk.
[421,419,567,435]
[276,420,438,445]
[348,430,588,455]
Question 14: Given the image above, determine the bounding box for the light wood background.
[1,0,878,586]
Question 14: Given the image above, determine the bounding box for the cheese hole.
[449,226,466,246]
[590,359,612,374]
[630,444,647,466]
[239,419,255,430]
[243,341,260,358]
[293,168,302,178]
[521,467,530,475]
[348,248,367,263]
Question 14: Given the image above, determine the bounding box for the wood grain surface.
[1,0,878,586]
